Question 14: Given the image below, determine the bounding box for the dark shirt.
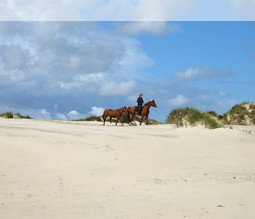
[137,97,144,106]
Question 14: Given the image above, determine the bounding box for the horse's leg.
[140,116,144,125]
[131,113,136,125]
[146,116,149,125]
[103,115,106,126]
[115,117,118,126]
[127,112,131,123]
[119,116,124,126]
[127,112,133,124]
[129,113,133,124]
[110,117,112,124]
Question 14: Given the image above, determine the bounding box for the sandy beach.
[0,119,255,219]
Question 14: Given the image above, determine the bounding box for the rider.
[136,93,144,116]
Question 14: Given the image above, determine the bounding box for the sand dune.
[1,119,255,219]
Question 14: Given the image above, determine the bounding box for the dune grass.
[0,112,31,119]
[166,107,222,129]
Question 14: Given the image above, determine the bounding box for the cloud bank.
[0,22,153,120]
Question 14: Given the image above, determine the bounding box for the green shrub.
[166,107,203,127]
[224,102,255,125]
[147,119,162,125]
[207,111,218,117]
[166,107,221,129]
[203,114,222,129]
[14,113,31,119]
[0,112,14,118]
[166,108,186,127]
[0,112,32,119]
[76,116,102,122]
[187,108,203,125]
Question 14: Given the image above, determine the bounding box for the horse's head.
[120,106,128,114]
[150,99,157,108]
[123,106,128,113]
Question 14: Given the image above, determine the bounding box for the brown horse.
[127,100,157,125]
[103,106,127,126]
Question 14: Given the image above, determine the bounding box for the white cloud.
[67,110,81,120]
[68,110,79,116]
[117,38,154,77]
[176,68,201,80]
[54,72,106,92]
[0,22,157,121]
[39,109,51,119]
[100,80,136,96]
[175,68,232,80]
[55,113,67,120]
[88,106,105,116]
[0,22,151,95]
[0,22,125,77]
[167,95,189,107]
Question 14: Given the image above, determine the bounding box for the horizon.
[1,101,255,122]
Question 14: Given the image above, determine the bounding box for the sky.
[0,1,255,122]
[1,0,255,21]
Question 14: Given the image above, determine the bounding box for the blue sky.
[0,21,254,122]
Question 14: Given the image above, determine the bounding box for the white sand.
[0,119,255,219]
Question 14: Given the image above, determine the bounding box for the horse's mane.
[117,106,126,110]
[144,100,154,106]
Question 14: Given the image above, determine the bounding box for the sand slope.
[1,119,255,219]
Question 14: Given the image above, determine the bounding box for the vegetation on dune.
[75,116,103,122]
[223,102,255,125]
[166,102,255,129]
[14,112,32,119]
[147,118,162,125]
[0,111,14,118]
[203,114,222,129]
[0,112,31,119]
[166,107,222,129]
